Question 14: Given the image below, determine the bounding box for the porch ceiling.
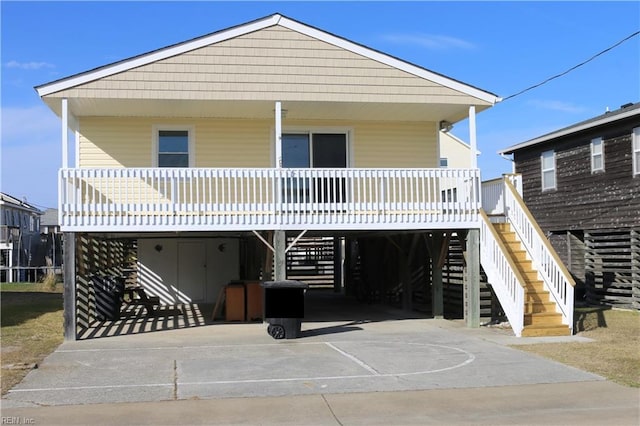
[44,98,488,124]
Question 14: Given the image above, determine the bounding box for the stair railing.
[502,179,575,331]
[479,209,525,337]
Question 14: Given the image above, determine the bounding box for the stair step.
[524,312,564,326]
[525,280,545,291]
[510,251,529,262]
[526,293,551,305]
[493,223,511,231]
[526,301,557,314]
[505,240,523,249]
[522,324,571,337]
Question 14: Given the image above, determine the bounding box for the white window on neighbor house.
[153,126,194,167]
[633,127,640,176]
[439,157,449,168]
[590,137,604,173]
[541,150,556,190]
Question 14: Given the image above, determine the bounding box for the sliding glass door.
[282,133,347,205]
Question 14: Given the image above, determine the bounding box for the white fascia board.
[36,14,281,97]
[499,107,640,154]
[278,16,499,105]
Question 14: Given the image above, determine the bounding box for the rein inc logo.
[1,418,35,425]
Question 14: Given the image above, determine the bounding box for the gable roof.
[500,102,640,154]
[0,192,42,215]
[35,13,499,105]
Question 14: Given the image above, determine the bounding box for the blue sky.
[2,1,639,209]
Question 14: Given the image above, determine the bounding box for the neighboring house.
[0,193,43,282]
[439,130,480,169]
[36,13,573,340]
[40,208,63,271]
[500,102,640,310]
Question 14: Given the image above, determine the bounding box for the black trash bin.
[91,274,124,321]
[261,280,308,339]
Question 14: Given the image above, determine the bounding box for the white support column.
[469,105,477,169]
[75,129,80,168]
[61,98,69,169]
[275,101,282,168]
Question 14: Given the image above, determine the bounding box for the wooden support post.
[273,230,286,282]
[400,251,411,311]
[465,229,480,328]
[427,232,445,319]
[333,238,342,293]
[63,232,77,341]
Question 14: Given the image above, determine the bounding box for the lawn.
[1,282,64,395]
[515,307,640,387]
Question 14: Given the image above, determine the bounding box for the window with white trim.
[439,158,449,168]
[590,137,604,173]
[154,126,194,167]
[541,150,556,190]
[633,127,640,176]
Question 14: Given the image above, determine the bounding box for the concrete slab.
[4,314,602,407]
[3,291,636,425]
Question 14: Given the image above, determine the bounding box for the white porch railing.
[479,209,525,337]
[481,174,522,215]
[59,168,481,232]
[503,179,574,330]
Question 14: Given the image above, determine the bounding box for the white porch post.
[273,101,286,281]
[61,98,69,169]
[469,105,477,169]
[275,101,282,168]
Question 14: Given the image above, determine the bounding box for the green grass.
[1,282,64,395]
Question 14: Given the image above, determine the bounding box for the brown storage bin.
[245,281,264,321]
[225,283,245,322]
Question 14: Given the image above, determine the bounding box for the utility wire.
[502,30,640,101]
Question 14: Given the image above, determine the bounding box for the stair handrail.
[479,209,525,337]
[503,179,575,331]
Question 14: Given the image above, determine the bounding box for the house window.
[154,127,194,167]
[439,158,449,168]
[541,150,556,190]
[590,137,604,173]
[633,127,640,176]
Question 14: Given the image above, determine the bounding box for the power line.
[502,30,640,101]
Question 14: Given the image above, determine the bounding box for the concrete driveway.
[2,292,639,425]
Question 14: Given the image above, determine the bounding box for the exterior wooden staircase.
[493,223,571,337]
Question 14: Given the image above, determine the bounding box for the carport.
[67,230,492,341]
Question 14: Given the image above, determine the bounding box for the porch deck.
[59,167,481,232]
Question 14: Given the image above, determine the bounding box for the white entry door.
[177,241,206,302]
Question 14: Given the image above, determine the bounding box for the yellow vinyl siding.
[49,26,485,107]
[79,117,272,169]
[195,119,271,167]
[353,121,437,168]
[79,118,150,168]
[79,117,437,170]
